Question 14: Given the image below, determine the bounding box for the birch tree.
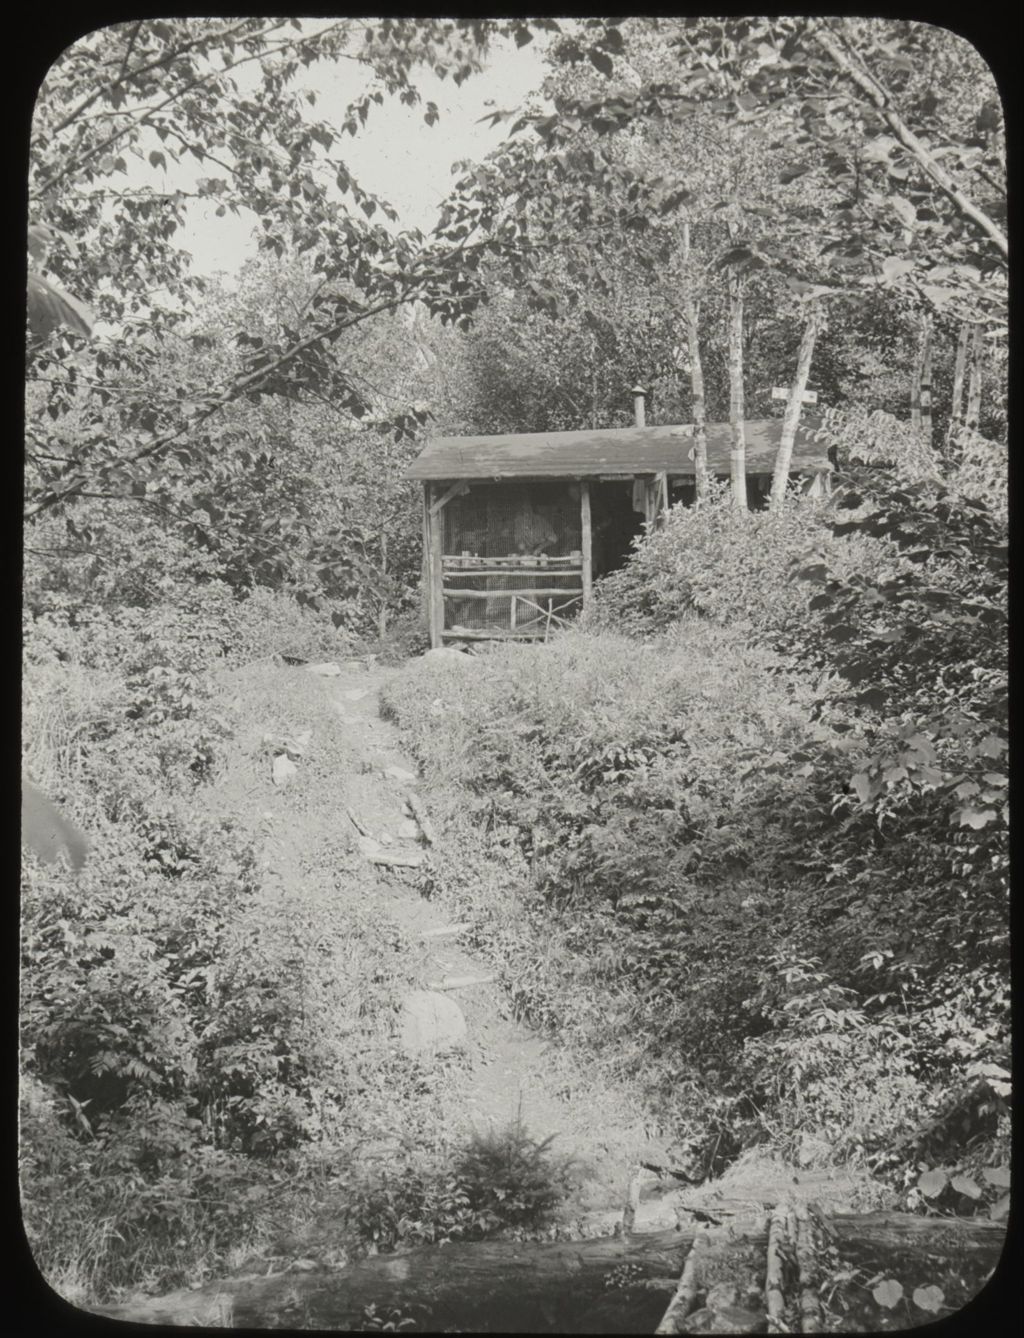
[769,298,823,508]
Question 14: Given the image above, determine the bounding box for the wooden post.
[420,488,431,627]
[644,479,658,527]
[426,483,444,648]
[580,480,593,609]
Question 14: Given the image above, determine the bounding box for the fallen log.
[825,1211,1006,1256]
[794,1200,822,1333]
[88,1227,701,1331]
[85,1214,1006,1333]
[764,1203,788,1331]
[655,1225,708,1334]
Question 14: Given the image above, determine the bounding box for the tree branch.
[812,22,1007,259]
[48,19,261,138]
[25,291,417,521]
[34,21,349,199]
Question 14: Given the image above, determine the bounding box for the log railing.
[441,553,584,640]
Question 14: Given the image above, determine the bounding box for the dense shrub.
[341,1115,575,1252]
[384,621,1009,1182]
[590,482,908,642]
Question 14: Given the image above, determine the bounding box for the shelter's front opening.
[590,481,647,580]
[441,481,584,638]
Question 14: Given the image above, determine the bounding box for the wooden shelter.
[407,420,833,647]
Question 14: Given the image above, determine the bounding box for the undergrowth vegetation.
[20,567,569,1303]
[382,470,1008,1206]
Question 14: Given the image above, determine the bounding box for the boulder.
[398,990,467,1056]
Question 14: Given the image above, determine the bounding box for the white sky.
[173,29,553,279]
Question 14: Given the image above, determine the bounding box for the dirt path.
[320,657,711,1226]
[209,653,683,1235]
[208,652,892,1248]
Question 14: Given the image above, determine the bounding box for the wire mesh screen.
[442,482,584,636]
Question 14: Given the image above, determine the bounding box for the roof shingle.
[407,420,831,481]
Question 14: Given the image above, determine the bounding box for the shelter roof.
[407,420,832,481]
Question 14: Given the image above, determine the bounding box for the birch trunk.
[687,303,709,501]
[770,302,822,509]
[919,313,933,447]
[949,322,970,442]
[910,328,923,432]
[378,531,389,638]
[727,269,748,509]
[965,324,984,433]
[680,221,709,501]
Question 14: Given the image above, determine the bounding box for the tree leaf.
[983,1165,1010,1188]
[912,1285,944,1313]
[890,195,917,229]
[975,735,1006,758]
[950,1174,981,1199]
[917,1168,948,1197]
[851,773,873,805]
[27,273,95,339]
[872,1279,904,1309]
[881,255,915,283]
[956,807,998,829]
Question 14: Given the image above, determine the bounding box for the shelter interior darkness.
[444,481,581,558]
[590,481,647,580]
